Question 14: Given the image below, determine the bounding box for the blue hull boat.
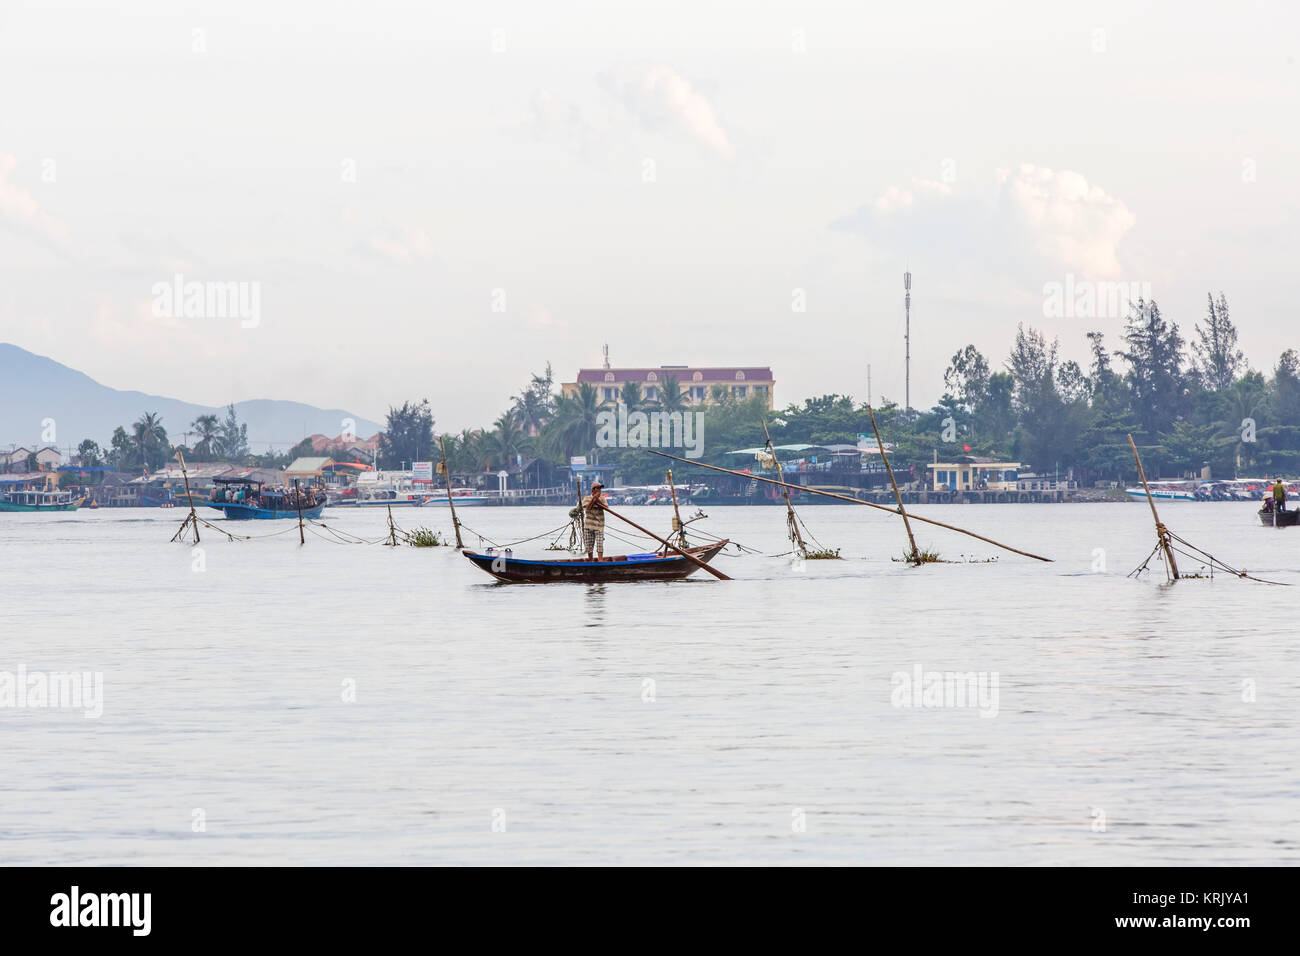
[463,540,728,583]
[205,475,325,520]
[206,502,326,520]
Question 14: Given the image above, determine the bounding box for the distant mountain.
[0,343,383,451]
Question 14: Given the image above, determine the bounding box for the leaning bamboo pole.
[867,405,919,562]
[646,450,1053,562]
[437,435,464,548]
[294,479,306,545]
[762,418,806,557]
[665,468,686,547]
[173,449,199,544]
[1128,434,1179,580]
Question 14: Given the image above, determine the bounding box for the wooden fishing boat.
[205,477,325,520]
[463,540,728,583]
[1258,507,1299,527]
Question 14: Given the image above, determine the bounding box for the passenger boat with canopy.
[205,477,326,520]
[0,486,85,512]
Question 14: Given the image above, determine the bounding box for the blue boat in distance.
[206,476,326,520]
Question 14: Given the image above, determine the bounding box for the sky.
[1,0,1297,433]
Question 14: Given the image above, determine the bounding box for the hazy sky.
[1,0,1297,432]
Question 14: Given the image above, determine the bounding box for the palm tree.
[480,411,530,470]
[544,383,602,461]
[191,414,219,461]
[513,370,554,435]
[448,429,481,473]
[133,412,166,470]
[659,375,686,414]
[619,380,643,410]
[1219,372,1270,475]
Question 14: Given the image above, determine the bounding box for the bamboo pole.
[595,501,731,580]
[294,479,305,545]
[762,419,806,557]
[868,405,919,562]
[438,435,464,548]
[645,450,1053,562]
[387,504,397,546]
[1128,434,1179,580]
[175,449,199,543]
[665,468,686,548]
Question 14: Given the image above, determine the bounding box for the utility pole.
[904,271,912,414]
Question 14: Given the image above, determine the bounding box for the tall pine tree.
[1191,292,1244,391]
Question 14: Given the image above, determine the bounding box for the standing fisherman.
[582,481,606,560]
[1273,478,1287,513]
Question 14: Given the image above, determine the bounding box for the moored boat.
[463,540,728,583]
[1125,483,1198,501]
[425,489,492,507]
[0,488,85,512]
[205,477,325,520]
[354,489,429,507]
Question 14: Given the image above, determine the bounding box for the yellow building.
[562,366,775,408]
[928,458,1021,492]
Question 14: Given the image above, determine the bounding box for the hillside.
[0,343,383,451]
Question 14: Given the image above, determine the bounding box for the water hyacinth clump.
[804,547,841,559]
[892,547,942,564]
[406,527,446,548]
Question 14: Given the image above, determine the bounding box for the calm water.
[1,501,1297,865]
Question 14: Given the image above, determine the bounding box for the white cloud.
[0,154,69,247]
[998,165,1136,277]
[874,179,953,212]
[525,304,566,330]
[836,166,1136,279]
[364,224,434,262]
[601,66,735,159]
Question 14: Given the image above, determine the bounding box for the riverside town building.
[562,366,775,409]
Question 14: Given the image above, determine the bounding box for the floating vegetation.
[804,547,841,560]
[891,550,999,564]
[405,527,446,548]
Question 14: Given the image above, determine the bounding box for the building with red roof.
[562,365,774,408]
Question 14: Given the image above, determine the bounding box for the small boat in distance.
[205,477,326,520]
[463,541,728,583]
[425,489,492,507]
[0,487,85,512]
[354,489,429,507]
[1125,481,1198,501]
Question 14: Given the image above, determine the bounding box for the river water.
[1,501,1296,865]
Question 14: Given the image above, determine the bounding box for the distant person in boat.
[582,481,606,560]
[1273,478,1287,512]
